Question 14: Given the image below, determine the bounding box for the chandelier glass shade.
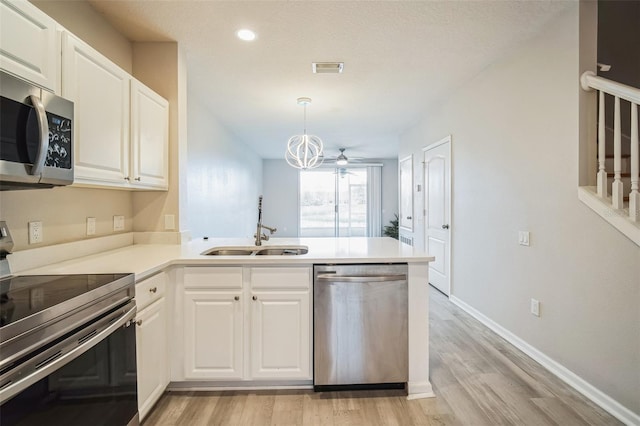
[285,98,324,169]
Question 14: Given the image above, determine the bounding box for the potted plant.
[383,213,399,240]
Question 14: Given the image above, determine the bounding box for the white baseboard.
[449,295,640,426]
[407,380,435,399]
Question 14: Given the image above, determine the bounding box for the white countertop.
[19,237,434,281]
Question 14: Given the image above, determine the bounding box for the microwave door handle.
[28,94,49,176]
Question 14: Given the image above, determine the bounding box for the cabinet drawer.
[251,267,310,290]
[184,267,243,289]
[136,272,166,310]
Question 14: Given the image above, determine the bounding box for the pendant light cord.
[303,104,307,135]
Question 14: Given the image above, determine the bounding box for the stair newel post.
[597,90,608,197]
[612,96,624,209]
[630,102,639,222]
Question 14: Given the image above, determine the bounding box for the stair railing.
[580,71,640,222]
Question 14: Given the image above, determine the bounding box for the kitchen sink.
[255,246,309,256]
[201,247,256,256]
[200,245,308,256]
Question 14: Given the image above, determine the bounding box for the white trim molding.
[450,295,640,426]
[578,186,640,246]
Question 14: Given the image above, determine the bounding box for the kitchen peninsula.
[7,236,435,420]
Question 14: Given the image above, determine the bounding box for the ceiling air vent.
[312,62,344,74]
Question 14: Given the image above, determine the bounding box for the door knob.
[442,224,450,229]
[252,295,258,301]
[234,296,240,301]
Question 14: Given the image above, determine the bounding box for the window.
[299,168,369,237]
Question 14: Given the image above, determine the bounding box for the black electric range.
[0,273,135,344]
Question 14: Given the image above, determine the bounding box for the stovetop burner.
[0,273,134,341]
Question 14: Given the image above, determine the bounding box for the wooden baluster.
[612,96,624,209]
[597,91,607,197]
[630,102,639,221]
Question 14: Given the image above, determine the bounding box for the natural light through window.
[299,169,368,237]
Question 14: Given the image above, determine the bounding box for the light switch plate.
[519,231,530,246]
[164,214,175,230]
[113,215,125,232]
[531,298,540,317]
[86,217,96,236]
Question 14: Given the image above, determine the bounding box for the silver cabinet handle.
[316,274,407,283]
[442,224,450,229]
[149,287,157,293]
[124,176,130,181]
[406,216,412,220]
[28,95,49,176]
[252,295,258,301]
[234,296,240,301]
[135,177,141,181]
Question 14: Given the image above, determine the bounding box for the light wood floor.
[143,287,621,426]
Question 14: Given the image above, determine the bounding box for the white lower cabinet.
[182,266,311,382]
[183,291,243,380]
[135,272,168,421]
[250,291,310,379]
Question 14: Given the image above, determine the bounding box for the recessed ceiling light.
[236,29,256,41]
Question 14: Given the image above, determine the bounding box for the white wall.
[400,5,640,418]
[187,92,262,239]
[381,159,399,232]
[262,159,398,237]
[262,160,300,237]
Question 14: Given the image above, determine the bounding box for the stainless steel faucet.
[255,195,276,246]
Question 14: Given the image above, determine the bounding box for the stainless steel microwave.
[0,71,74,190]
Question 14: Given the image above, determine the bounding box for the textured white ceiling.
[88,0,572,160]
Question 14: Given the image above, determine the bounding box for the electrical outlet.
[164,214,175,230]
[531,298,540,317]
[113,215,125,232]
[28,221,43,244]
[519,231,530,246]
[86,217,96,236]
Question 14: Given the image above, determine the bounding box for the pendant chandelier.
[285,97,324,169]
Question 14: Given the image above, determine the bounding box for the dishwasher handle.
[316,274,407,282]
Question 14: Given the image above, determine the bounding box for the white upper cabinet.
[62,31,169,190]
[131,80,169,189]
[0,0,58,93]
[62,32,131,186]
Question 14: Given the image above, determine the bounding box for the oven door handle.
[28,94,50,176]
[0,302,137,405]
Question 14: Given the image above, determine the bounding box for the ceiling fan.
[325,148,364,166]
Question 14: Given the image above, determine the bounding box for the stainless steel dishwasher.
[313,264,408,390]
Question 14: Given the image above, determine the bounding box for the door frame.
[422,135,452,296]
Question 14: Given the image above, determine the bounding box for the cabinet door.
[136,298,168,421]
[130,80,169,189]
[250,291,310,380]
[0,0,58,92]
[184,291,243,380]
[62,32,130,187]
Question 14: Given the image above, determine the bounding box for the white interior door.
[424,137,451,296]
